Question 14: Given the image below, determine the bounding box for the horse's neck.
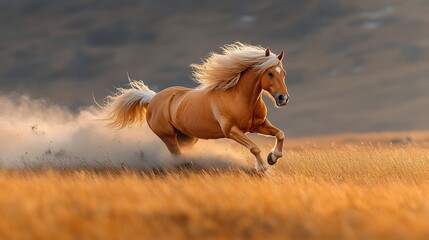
[233,69,263,107]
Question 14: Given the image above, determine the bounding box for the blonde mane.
[190,42,280,91]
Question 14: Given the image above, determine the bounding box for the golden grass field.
[1,132,429,240]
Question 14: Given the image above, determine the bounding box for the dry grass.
[1,137,429,239]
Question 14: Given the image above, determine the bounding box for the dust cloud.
[0,93,252,170]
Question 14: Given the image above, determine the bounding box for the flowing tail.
[104,78,156,129]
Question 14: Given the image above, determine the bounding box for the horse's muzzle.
[274,93,290,107]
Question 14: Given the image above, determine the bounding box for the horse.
[104,43,290,171]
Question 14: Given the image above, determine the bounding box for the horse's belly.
[180,121,224,139]
[172,96,224,139]
[175,110,224,139]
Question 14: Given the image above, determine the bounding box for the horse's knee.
[250,146,261,156]
[276,131,285,141]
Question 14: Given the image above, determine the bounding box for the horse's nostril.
[278,95,284,101]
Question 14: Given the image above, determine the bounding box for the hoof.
[267,152,277,165]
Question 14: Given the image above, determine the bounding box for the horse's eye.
[268,72,274,77]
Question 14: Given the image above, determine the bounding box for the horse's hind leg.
[147,120,182,155]
[160,135,182,155]
[176,131,199,150]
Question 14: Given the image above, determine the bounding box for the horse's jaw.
[262,91,287,108]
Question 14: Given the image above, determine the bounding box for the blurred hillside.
[1,0,428,136]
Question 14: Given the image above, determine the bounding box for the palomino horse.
[104,43,289,171]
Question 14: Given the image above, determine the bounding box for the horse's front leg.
[227,126,267,171]
[252,119,285,165]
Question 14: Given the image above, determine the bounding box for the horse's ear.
[278,51,284,61]
[265,48,270,57]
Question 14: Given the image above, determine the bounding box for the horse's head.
[260,48,289,107]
